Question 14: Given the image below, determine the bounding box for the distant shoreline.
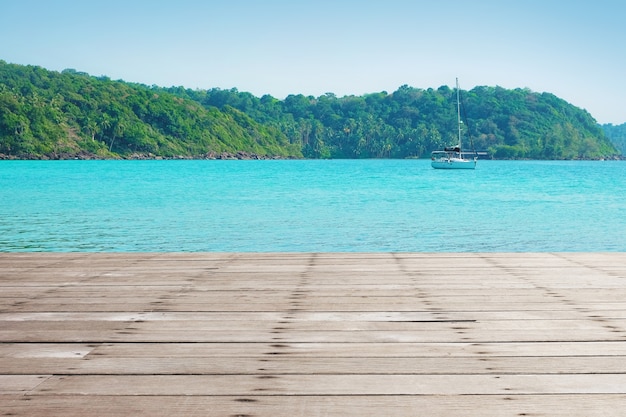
[0,151,301,161]
[1,153,622,161]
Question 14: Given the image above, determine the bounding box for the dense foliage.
[0,61,301,159]
[0,60,620,159]
[183,85,618,159]
[602,123,626,155]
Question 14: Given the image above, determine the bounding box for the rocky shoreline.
[1,151,622,161]
[0,151,300,160]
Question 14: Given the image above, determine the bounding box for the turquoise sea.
[1,160,624,252]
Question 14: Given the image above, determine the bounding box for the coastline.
[0,150,300,160]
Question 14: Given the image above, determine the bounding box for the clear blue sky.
[1,0,624,124]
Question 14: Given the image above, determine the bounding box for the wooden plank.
[0,375,50,393]
[29,374,626,395]
[0,343,94,358]
[5,309,626,321]
[2,395,626,417]
[2,252,626,416]
[81,341,626,357]
[4,340,611,360]
[3,356,626,376]
[6,317,623,333]
[3,328,624,343]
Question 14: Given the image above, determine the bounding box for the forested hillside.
[180,85,618,159]
[602,123,626,155]
[0,60,620,159]
[0,61,301,159]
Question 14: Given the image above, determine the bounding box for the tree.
[0,60,619,160]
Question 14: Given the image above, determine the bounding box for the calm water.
[1,159,624,252]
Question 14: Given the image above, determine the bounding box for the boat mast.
[456,77,462,150]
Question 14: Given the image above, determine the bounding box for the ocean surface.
[1,159,624,252]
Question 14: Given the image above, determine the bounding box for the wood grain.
[1,252,626,416]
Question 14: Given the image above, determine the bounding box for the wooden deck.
[1,252,626,416]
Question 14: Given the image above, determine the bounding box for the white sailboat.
[431,78,477,169]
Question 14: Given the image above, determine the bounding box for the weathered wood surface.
[1,252,626,416]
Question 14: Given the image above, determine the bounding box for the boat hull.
[431,158,476,169]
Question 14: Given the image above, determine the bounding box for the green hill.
[183,85,619,160]
[0,60,620,160]
[0,61,301,159]
[602,123,626,156]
